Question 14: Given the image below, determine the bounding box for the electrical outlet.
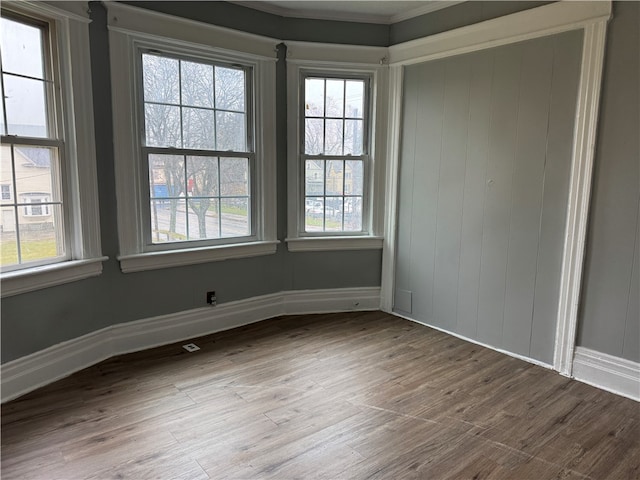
[183,343,200,352]
[206,291,217,306]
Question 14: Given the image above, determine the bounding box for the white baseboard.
[1,287,380,403]
[572,347,640,401]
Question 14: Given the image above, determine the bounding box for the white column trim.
[554,20,609,375]
[380,64,404,312]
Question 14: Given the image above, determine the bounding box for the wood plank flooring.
[2,311,639,479]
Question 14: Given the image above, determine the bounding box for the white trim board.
[572,347,640,402]
[1,287,380,403]
[380,0,612,380]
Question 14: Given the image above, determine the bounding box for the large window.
[302,75,368,233]
[140,52,253,246]
[108,2,278,272]
[1,13,66,270]
[0,2,103,297]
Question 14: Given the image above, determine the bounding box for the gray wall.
[0,2,383,364]
[578,1,640,362]
[394,31,583,365]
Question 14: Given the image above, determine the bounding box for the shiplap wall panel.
[410,62,445,322]
[476,43,522,348]
[433,57,470,333]
[456,52,493,339]
[394,31,582,363]
[502,38,554,357]
[623,207,639,360]
[529,32,583,363]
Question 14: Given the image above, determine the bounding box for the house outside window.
[1,13,66,268]
[0,1,103,297]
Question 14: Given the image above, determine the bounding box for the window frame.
[285,43,387,252]
[1,1,105,297]
[298,71,372,236]
[136,47,257,251]
[108,2,278,273]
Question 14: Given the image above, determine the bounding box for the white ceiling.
[232,1,463,24]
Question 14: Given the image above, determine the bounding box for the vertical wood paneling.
[456,51,493,339]
[410,62,445,321]
[530,31,583,364]
[395,33,582,363]
[432,57,470,331]
[394,66,419,309]
[476,44,522,349]
[502,38,554,357]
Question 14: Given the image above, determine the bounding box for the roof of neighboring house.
[15,147,51,168]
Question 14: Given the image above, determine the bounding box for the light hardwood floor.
[2,311,639,479]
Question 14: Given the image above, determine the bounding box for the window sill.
[285,236,384,252]
[118,240,280,273]
[1,256,109,298]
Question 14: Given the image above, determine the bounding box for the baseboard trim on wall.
[572,347,640,401]
[1,287,380,403]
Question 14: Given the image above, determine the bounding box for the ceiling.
[231,1,463,24]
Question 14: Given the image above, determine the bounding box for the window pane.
[4,74,48,137]
[345,80,364,118]
[13,146,61,202]
[344,120,364,155]
[145,104,181,147]
[0,207,18,267]
[325,79,344,117]
[345,160,363,195]
[149,154,185,199]
[305,118,324,155]
[1,145,13,204]
[305,78,324,117]
[216,111,245,151]
[324,119,343,155]
[18,203,64,262]
[325,160,343,195]
[1,17,44,79]
[305,160,324,196]
[305,196,324,232]
[220,157,248,196]
[221,198,249,237]
[188,198,219,240]
[215,66,245,112]
[142,54,179,104]
[187,156,218,197]
[344,197,363,231]
[325,197,344,231]
[181,61,213,108]
[183,107,215,150]
[150,198,187,243]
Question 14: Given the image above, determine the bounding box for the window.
[285,47,386,252]
[141,52,253,246]
[108,2,278,272]
[302,75,368,233]
[0,2,103,297]
[1,13,66,269]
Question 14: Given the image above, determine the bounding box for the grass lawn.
[1,238,58,266]
[306,216,341,229]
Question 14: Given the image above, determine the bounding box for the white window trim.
[380,0,612,378]
[107,3,279,273]
[1,1,105,298]
[285,41,388,252]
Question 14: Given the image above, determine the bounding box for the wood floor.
[2,311,639,479]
